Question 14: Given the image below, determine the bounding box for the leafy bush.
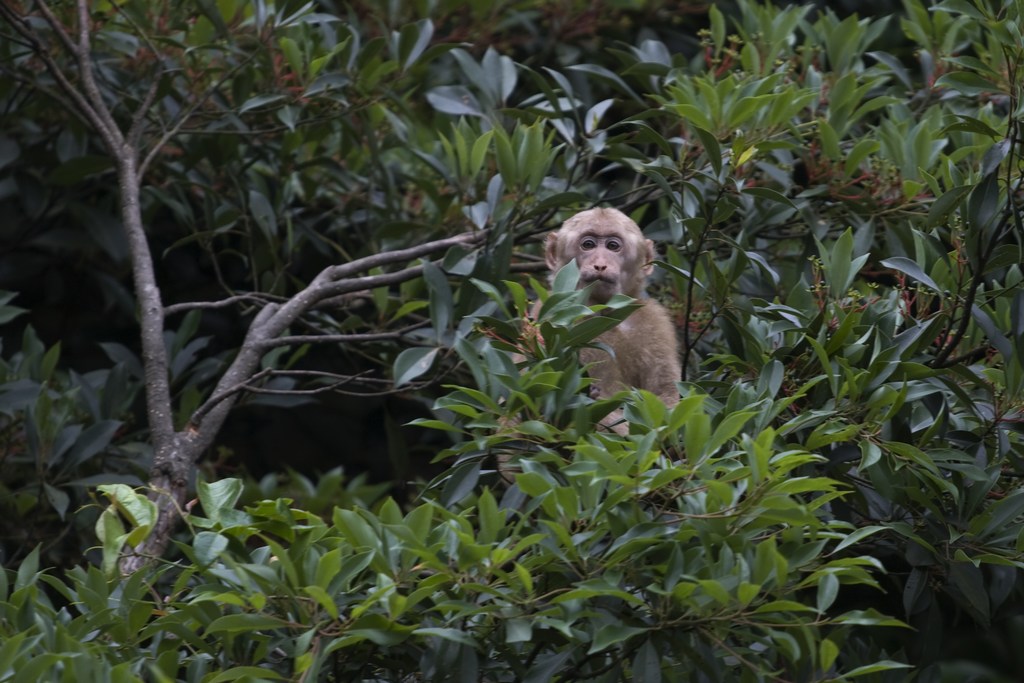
[14,460,902,682]
[2,0,1024,679]
[0,313,145,567]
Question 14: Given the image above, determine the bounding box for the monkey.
[544,207,681,433]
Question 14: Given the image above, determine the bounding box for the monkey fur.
[545,207,681,431]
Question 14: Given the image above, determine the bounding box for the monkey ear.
[545,232,562,270]
[641,238,656,275]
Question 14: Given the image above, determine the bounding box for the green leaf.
[523,651,573,683]
[476,488,501,545]
[441,460,481,506]
[40,341,60,382]
[59,419,122,472]
[550,259,581,293]
[974,491,1024,539]
[193,531,229,565]
[879,256,942,292]
[413,627,477,647]
[206,613,287,634]
[95,506,127,577]
[588,623,648,654]
[493,126,518,186]
[393,347,440,387]
[831,525,888,554]
[819,638,840,672]
[972,304,1014,360]
[43,482,69,519]
[691,126,722,176]
[707,410,755,453]
[935,71,1000,96]
[397,19,433,70]
[98,484,157,530]
[207,667,287,682]
[48,155,114,185]
[753,600,817,614]
[845,661,914,677]
[239,94,285,113]
[966,171,1000,232]
[683,409,711,466]
[426,85,483,117]
[942,114,1003,139]
[742,186,796,208]
[816,572,839,612]
[303,585,338,620]
[14,545,40,590]
[949,561,989,621]
[567,63,640,101]
[423,262,453,341]
[197,478,243,524]
[823,227,864,294]
[279,36,303,78]
[833,609,908,627]
[927,184,972,226]
[506,618,532,643]
[248,189,277,237]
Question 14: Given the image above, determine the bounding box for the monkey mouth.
[580,273,617,285]
[580,276,619,303]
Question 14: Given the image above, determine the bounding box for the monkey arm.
[618,301,682,406]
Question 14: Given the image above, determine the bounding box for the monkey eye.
[606,239,622,252]
[580,237,597,250]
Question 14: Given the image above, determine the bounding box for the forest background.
[1,0,1024,681]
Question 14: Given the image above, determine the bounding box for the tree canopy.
[1,0,1024,680]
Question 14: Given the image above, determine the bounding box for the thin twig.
[190,367,275,425]
[0,2,108,141]
[137,51,262,179]
[164,293,281,316]
[255,321,431,349]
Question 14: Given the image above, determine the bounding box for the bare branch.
[190,367,378,424]
[319,265,428,299]
[164,288,381,317]
[164,293,281,316]
[32,0,124,146]
[254,321,431,350]
[182,232,483,456]
[68,0,123,143]
[509,260,547,274]
[226,370,373,397]
[30,0,76,54]
[188,367,273,424]
[0,2,110,140]
[327,231,486,280]
[128,77,161,149]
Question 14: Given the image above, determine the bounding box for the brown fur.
[546,208,681,432]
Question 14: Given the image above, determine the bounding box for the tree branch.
[0,1,489,572]
[254,321,431,350]
[164,293,281,316]
[193,369,376,422]
[183,231,484,455]
[0,2,110,142]
[326,231,486,280]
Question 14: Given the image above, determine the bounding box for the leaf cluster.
[2,0,1024,679]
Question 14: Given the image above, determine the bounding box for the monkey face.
[574,232,629,302]
[546,207,655,304]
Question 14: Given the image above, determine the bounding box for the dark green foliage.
[19,444,906,682]
[2,0,1024,679]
